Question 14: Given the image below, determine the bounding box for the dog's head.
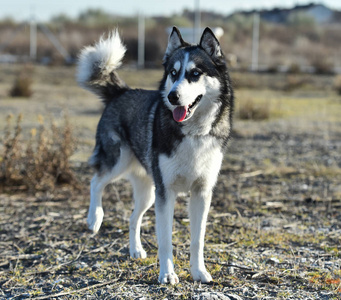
[161,27,227,123]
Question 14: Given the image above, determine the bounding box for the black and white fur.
[77,27,234,284]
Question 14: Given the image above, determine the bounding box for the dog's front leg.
[155,190,179,284]
[189,188,212,283]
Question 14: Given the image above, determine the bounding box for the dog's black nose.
[168,91,180,105]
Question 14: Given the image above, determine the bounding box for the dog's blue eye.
[192,70,201,77]
[170,69,177,76]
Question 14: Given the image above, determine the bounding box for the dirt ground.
[0,65,340,299]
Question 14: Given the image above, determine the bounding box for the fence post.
[30,15,37,61]
[138,12,145,69]
[251,13,260,71]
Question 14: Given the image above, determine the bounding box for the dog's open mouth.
[172,95,203,122]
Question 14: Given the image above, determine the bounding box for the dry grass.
[0,113,78,192]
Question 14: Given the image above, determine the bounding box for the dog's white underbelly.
[159,136,223,194]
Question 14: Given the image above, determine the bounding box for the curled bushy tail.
[77,30,128,103]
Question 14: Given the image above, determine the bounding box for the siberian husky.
[77,27,234,284]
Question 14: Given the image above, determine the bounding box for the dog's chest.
[159,136,223,193]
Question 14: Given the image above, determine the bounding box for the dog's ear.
[199,28,223,60]
[163,27,186,61]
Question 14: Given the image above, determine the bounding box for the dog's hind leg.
[128,173,155,259]
[87,173,113,233]
[87,140,133,233]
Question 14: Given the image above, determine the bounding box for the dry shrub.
[267,65,279,73]
[237,98,270,120]
[333,75,341,95]
[283,75,306,92]
[0,114,78,192]
[311,58,334,75]
[288,63,301,74]
[9,65,34,98]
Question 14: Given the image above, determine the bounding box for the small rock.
[266,257,279,265]
[92,262,102,270]
[324,261,334,268]
[75,262,88,269]
[251,272,264,279]
[301,184,309,190]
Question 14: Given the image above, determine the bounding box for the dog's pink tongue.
[172,106,188,122]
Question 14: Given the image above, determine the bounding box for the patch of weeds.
[9,65,34,98]
[209,263,222,276]
[137,256,157,267]
[307,271,341,292]
[323,246,339,255]
[277,291,291,298]
[306,163,341,177]
[30,289,43,297]
[0,113,79,192]
[234,226,328,251]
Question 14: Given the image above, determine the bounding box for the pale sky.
[1,0,340,22]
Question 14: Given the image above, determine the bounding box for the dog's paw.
[191,268,212,283]
[130,248,147,259]
[158,272,179,285]
[87,207,104,233]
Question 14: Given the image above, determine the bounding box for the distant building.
[233,3,336,24]
[305,4,333,23]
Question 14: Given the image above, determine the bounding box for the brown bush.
[311,58,334,75]
[288,63,301,74]
[0,114,78,192]
[9,65,34,98]
[283,75,306,92]
[333,75,341,95]
[237,98,270,120]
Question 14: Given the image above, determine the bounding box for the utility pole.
[138,11,145,69]
[194,0,201,43]
[30,10,37,61]
[251,13,260,72]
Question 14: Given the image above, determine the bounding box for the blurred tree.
[50,13,73,26]
[288,12,316,27]
[78,9,113,27]
[0,17,15,26]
